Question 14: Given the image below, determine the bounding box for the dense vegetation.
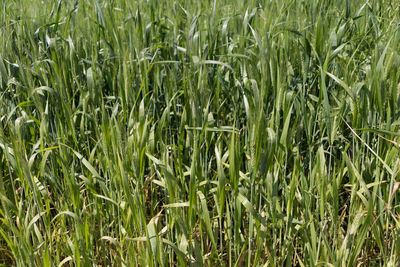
[1,0,400,265]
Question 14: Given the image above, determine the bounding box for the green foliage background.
[1,0,400,265]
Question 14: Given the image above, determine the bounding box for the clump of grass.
[1,0,400,265]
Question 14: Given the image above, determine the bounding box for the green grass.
[1,0,400,265]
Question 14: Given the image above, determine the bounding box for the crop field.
[1,0,400,266]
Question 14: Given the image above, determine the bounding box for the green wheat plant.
[1,0,400,266]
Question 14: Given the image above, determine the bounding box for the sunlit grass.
[1,0,400,265]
